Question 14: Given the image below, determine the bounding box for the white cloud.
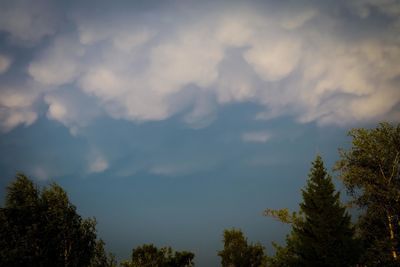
[113,29,156,53]
[1,1,399,132]
[47,99,67,121]
[0,55,11,74]
[182,94,217,129]
[147,28,224,95]
[244,36,302,81]
[215,11,255,46]
[28,36,84,86]
[242,131,272,143]
[0,109,37,132]
[0,83,41,132]
[280,9,316,30]
[88,154,109,173]
[44,89,101,135]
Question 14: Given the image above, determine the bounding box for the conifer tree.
[292,155,359,267]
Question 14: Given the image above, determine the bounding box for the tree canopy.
[336,122,400,266]
[121,244,195,267]
[218,228,266,267]
[0,174,107,267]
[266,156,359,266]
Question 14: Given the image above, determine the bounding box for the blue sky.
[0,0,399,266]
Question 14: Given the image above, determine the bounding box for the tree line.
[0,122,399,266]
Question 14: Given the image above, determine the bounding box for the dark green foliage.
[292,156,359,267]
[0,173,98,267]
[122,244,195,267]
[266,231,299,267]
[336,122,400,266]
[266,156,359,267]
[0,175,41,265]
[89,239,117,267]
[218,228,266,267]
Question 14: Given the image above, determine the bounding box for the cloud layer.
[242,131,272,143]
[0,0,399,133]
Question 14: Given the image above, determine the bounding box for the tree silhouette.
[292,156,359,266]
[266,156,359,266]
[0,174,98,267]
[218,228,266,267]
[336,122,400,266]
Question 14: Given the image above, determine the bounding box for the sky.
[0,0,399,265]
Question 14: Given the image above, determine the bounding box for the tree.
[0,173,99,267]
[263,207,302,266]
[218,228,266,267]
[40,183,97,266]
[266,156,359,266]
[0,174,42,266]
[89,239,117,267]
[336,122,400,266]
[266,232,299,267]
[122,244,195,267]
[294,155,359,266]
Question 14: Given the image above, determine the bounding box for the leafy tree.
[266,156,359,267]
[0,173,99,267]
[0,174,42,265]
[336,122,400,266]
[266,232,298,267]
[218,228,266,267]
[122,243,195,267]
[40,183,97,266]
[89,239,117,267]
[262,209,300,267]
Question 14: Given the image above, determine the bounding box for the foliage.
[218,228,266,267]
[122,243,195,267]
[336,122,400,266]
[263,208,302,225]
[266,233,298,267]
[89,239,118,267]
[293,155,359,266]
[0,173,98,267]
[266,156,359,267]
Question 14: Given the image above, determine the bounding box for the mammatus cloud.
[44,89,101,135]
[0,0,399,133]
[88,153,109,174]
[0,0,59,44]
[28,36,84,86]
[0,82,40,132]
[242,131,272,143]
[0,55,11,74]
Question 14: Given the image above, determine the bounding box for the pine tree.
[292,156,359,267]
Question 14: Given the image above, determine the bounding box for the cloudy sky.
[0,0,399,265]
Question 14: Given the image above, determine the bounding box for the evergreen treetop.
[293,155,358,267]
